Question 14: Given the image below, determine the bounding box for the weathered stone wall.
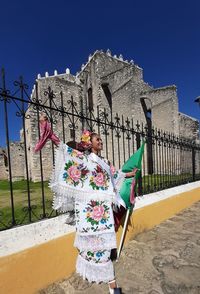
[26,73,83,181]
[8,142,24,181]
[0,143,24,181]
[23,50,200,180]
[1,50,199,181]
[78,51,151,122]
[179,112,199,141]
[78,52,152,167]
[178,113,200,175]
[0,147,8,180]
[142,86,179,135]
[196,150,200,174]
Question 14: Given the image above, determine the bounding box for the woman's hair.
[90,132,99,141]
[67,132,99,153]
[66,141,77,149]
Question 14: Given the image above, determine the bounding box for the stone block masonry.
[0,50,199,181]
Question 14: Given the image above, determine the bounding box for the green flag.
[122,141,145,173]
[120,141,145,209]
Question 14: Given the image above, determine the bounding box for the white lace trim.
[76,254,115,283]
[112,170,126,209]
[52,196,75,213]
[51,184,117,209]
[115,170,126,191]
[64,211,76,225]
[49,142,118,212]
[74,232,117,251]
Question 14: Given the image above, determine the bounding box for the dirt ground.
[38,201,200,294]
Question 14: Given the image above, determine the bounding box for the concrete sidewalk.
[38,201,200,294]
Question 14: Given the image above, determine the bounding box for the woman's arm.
[125,167,138,178]
[34,113,60,152]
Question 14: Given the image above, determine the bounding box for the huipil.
[49,141,126,283]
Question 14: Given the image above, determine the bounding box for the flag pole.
[116,207,131,261]
[116,141,145,261]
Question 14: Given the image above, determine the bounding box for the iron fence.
[0,68,200,231]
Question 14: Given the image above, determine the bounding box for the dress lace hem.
[76,254,115,283]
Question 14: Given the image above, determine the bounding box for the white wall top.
[0,181,199,257]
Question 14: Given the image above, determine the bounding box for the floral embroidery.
[110,164,118,179]
[82,200,113,232]
[89,165,110,190]
[75,200,114,234]
[63,160,89,187]
[67,146,84,159]
[80,249,110,263]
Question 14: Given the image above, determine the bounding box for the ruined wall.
[178,113,200,175]
[142,86,179,135]
[179,112,199,141]
[1,50,199,181]
[79,51,152,122]
[26,50,199,176]
[0,147,8,180]
[0,143,24,181]
[26,73,83,181]
[10,142,24,181]
[78,51,152,167]
[8,142,24,181]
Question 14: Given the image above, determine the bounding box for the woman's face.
[91,135,103,152]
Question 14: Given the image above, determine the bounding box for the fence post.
[1,68,16,227]
[192,146,196,181]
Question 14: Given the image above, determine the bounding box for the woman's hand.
[39,113,48,122]
[125,167,138,178]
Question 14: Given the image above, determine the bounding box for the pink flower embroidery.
[110,164,116,176]
[76,151,83,157]
[67,165,81,182]
[93,173,105,187]
[92,205,105,221]
[71,149,84,158]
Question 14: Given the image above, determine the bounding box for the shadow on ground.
[37,201,200,294]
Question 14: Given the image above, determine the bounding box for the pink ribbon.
[34,120,60,152]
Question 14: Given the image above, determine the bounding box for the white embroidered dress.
[49,142,125,283]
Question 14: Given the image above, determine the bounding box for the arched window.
[70,129,75,140]
[140,97,153,174]
[101,83,112,110]
[3,152,8,167]
[87,87,93,111]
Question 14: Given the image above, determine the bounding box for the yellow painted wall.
[116,186,200,245]
[0,187,200,294]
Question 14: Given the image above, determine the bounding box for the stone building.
[0,142,24,181]
[0,147,8,180]
[1,50,199,181]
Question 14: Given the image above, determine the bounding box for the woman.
[35,115,137,294]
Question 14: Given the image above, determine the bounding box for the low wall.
[0,181,200,294]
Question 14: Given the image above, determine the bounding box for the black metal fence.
[0,69,200,231]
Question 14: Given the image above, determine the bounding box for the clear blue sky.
[0,0,200,146]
